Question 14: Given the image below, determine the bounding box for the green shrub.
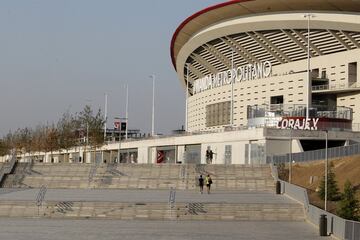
[337,180,359,221]
[318,162,340,201]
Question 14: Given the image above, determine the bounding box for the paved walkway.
[0,188,295,204]
[0,218,331,240]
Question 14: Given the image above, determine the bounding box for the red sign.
[114,121,120,130]
[157,150,164,164]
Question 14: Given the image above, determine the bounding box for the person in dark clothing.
[206,149,214,164]
[198,175,204,194]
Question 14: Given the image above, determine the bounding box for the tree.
[30,125,47,153]
[337,180,359,221]
[318,162,340,201]
[57,111,79,151]
[44,125,59,162]
[0,139,9,156]
[78,105,105,163]
[0,105,106,161]
[78,105,105,146]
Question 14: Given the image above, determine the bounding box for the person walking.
[205,174,213,194]
[198,175,204,194]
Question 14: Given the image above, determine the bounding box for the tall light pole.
[115,117,121,163]
[185,63,189,132]
[150,74,156,136]
[125,84,129,140]
[324,130,328,211]
[289,128,293,183]
[304,13,315,120]
[104,93,108,141]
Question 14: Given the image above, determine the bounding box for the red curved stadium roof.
[171,0,360,70]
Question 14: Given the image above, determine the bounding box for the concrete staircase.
[194,164,275,191]
[0,200,304,221]
[2,163,275,191]
[0,163,305,222]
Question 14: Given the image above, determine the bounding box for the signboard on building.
[193,61,272,94]
[277,118,319,130]
[114,121,120,130]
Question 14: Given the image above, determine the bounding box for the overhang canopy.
[171,0,360,70]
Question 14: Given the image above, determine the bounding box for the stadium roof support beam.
[254,31,291,63]
[187,64,204,80]
[247,32,284,64]
[340,30,360,48]
[292,30,322,56]
[204,44,232,70]
[257,32,290,63]
[328,30,352,50]
[190,53,218,74]
[281,29,315,58]
[221,36,259,63]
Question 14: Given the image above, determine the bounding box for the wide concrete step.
[4,174,275,191]
[0,201,304,221]
[3,163,276,192]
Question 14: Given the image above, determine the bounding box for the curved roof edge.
[170,0,360,71]
[170,0,250,70]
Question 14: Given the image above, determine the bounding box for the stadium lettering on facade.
[193,61,272,94]
[277,118,320,130]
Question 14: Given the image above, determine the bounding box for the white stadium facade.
[171,0,360,133]
[3,0,360,165]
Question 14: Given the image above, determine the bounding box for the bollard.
[276,181,281,194]
[319,214,327,236]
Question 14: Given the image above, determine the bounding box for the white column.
[177,145,185,164]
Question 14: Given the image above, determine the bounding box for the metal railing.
[88,156,101,184]
[272,164,360,240]
[248,104,352,120]
[268,143,360,164]
[35,185,47,216]
[168,187,176,220]
[179,165,186,182]
[345,220,360,240]
[312,82,360,92]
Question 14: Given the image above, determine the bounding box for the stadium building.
[171,0,360,133]
[3,0,360,165]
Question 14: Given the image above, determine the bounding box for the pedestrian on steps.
[205,174,213,194]
[198,175,204,194]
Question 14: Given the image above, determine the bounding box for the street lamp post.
[150,75,156,136]
[85,121,89,164]
[304,13,315,120]
[125,84,129,140]
[325,130,328,211]
[289,129,293,183]
[185,64,189,132]
[104,93,108,141]
[115,117,122,163]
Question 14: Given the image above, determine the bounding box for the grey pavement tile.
[0,218,331,240]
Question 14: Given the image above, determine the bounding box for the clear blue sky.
[0,0,222,136]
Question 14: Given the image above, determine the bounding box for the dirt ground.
[279,155,360,211]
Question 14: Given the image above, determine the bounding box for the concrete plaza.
[0,218,331,240]
[0,188,294,204]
